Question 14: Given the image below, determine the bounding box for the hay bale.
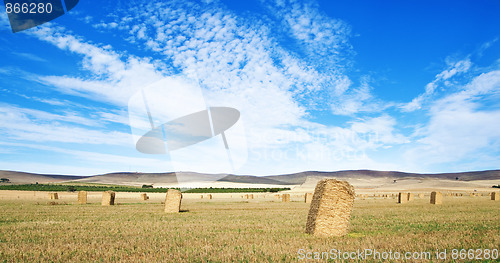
[430,191,442,204]
[207,194,213,200]
[101,191,115,206]
[140,193,148,201]
[78,191,87,204]
[407,193,415,201]
[282,193,290,202]
[305,193,313,203]
[48,193,59,200]
[491,192,499,201]
[305,179,355,237]
[418,193,425,199]
[249,194,254,199]
[164,189,182,213]
[398,192,407,204]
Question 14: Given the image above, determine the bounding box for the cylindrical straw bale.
[398,192,407,204]
[305,179,355,237]
[305,193,313,203]
[164,189,182,213]
[101,191,115,206]
[430,191,442,204]
[78,191,87,204]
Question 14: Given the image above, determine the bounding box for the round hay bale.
[101,191,115,206]
[398,192,408,204]
[78,191,87,204]
[164,189,182,213]
[304,193,313,203]
[430,191,442,204]
[305,179,355,237]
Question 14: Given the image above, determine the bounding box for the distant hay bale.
[418,193,425,199]
[305,179,355,237]
[101,191,115,206]
[249,194,254,199]
[491,192,499,201]
[48,193,59,200]
[305,193,313,203]
[78,191,87,204]
[207,194,213,200]
[407,193,415,201]
[200,195,204,199]
[164,189,182,213]
[398,192,407,204]
[140,193,148,201]
[282,194,290,202]
[430,191,442,205]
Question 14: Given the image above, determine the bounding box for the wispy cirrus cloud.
[404,67,500,172]
[9,0,409,174]
[0,104,131,145]
[402,58,472,112]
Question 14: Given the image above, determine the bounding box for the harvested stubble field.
[0,192,499,262]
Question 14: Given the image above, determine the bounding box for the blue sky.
[0,0,499,176]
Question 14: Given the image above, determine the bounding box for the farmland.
[0,191,499,262]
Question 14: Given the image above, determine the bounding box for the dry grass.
[0,194,499,262]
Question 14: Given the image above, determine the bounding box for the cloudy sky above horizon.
[1,0,500,176]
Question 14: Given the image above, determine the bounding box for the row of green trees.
[0,183,290,193]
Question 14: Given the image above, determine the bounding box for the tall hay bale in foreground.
[491,192,499,201]
[418,193,425,199]
[407,193,415,201]
[398,192,407,204]
[101,191,115,206]
[305,179,355,237]
[305,193,313,203]
[164,189,182,213]
[77,191,87,204]
[282,194,290,202]
[48,193,59,200]
[430,191,442,204]
[140,193,148,201]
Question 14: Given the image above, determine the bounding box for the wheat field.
[0,191,499,262]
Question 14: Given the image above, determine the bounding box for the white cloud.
[29,26,167,107]
[0,141,170,175]
[3,0,409,175]
[401,58,472,112]
[404,69,500,171]
[0,9,10,31]
[0,105,131,145]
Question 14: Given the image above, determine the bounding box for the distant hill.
[0,169,499,188]
[0,170,86,184]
